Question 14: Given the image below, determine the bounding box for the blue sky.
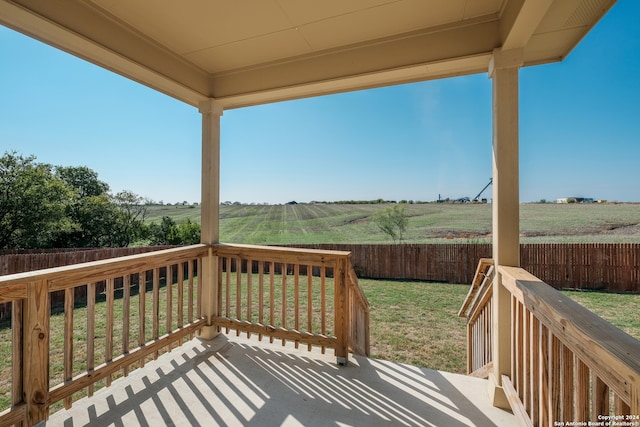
[1,1,639,205]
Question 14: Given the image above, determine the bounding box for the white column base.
[197,325,220,341]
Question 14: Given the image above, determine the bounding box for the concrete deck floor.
[45,334,515,427]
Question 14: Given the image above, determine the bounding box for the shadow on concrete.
[48,334,513,427]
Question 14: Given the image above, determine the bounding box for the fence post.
[334,257,349,366]
[24,279,49,425]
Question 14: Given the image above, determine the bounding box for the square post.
[334,257,349,365]
[198,99,223,339]
[24,279,49,425]
[488,47,523,409]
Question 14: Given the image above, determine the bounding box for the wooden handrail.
[212,243,351,266]
[0,244,208,293]
[458,258,493,318]
[347,265,370,357]
[460,259,494,377]
[500,266,640,424]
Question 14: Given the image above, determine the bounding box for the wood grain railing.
[211,243,370,364]
[0,243,369,426]
[458,258,495,378]
[500,266,640,426]
[461,261,640,425]
[0,245,208,426]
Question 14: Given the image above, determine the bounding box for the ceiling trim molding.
[215,53,493,109]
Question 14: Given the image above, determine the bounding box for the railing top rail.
[348,265,370,313]
[0,244,208,292]
[499,265,640,400]
[212,243,351,266]
[458,258,493,318]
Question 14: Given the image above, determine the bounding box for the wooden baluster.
[138,271,146,365]
[320,266,326,354]
[522,304,529,412]
[269,262,275,344]
[153,267,160,359]
[177,262,184,343]
[633,386,640,420]
[307,265,313,351]
[236,258,241,336]
[123,274,130,376]
[282,263,287,346]
[294,264,300,349]
[549,334,561,424]
[87,282,95,396]
[467,319,473,374]
[246,259,253,338]
[539,323,549,425]
[12,300,23,414]
[530,314,540,426]
[614,394,630,416]
[258,261,264,341]
[167,265,173,343]
[513,297,524,398]
[197,257,203,320]
[225,258,230,333]
[575,359,590,422]
[188,260,194,339]
[486,299,492,364]
[592,374,609,419]
[63,287,74,409]
[561,346,574,422]
[335,258,348,365]
[216,256,223,333]
[106,277,114,385]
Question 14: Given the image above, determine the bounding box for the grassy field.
[145,203,640,244]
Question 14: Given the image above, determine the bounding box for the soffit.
[0,0,616,108]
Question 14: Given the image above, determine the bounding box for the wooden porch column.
[488,47,522,409]
[198,99,223,339]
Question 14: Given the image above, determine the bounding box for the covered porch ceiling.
[0,0,615,109]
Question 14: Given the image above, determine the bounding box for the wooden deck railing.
[461,260,640,426]
[458,258,494,378]
[0,245,208,426]
[211,243,370,364]
[0,243,370,426]
[500,266,640,426]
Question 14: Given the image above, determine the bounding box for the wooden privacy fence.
[289,243,640,292]
[2,243,639,300]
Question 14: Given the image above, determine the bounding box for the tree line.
[0,152,199,250]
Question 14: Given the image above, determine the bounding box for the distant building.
[556,197,594,204]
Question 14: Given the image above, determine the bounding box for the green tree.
[173,219,201,245]
[148,216,176,245]
[373,204,408,243]
[53,166,118,247]
[1,151,151,249]
[112,190,149,247]
[56,165,110,198]
[0,152,74,249]
[147,216,201,245]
